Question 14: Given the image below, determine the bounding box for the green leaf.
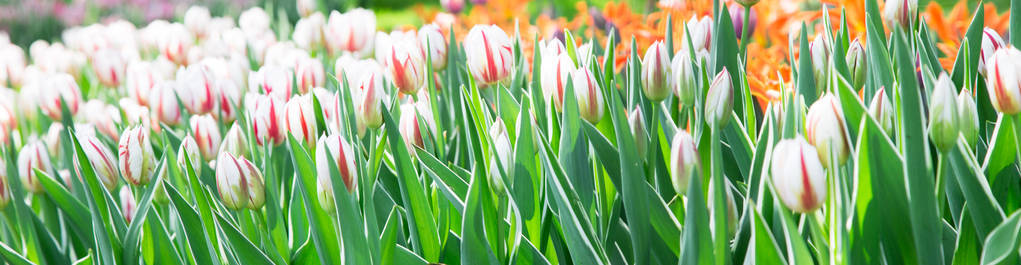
[980,210,1021,265]
[215,212,275,265]
[744,203,787,264]
[121,156,168,265]
[0,241,35,265]
[35,169,91,241]
[948,137,1006,240]
[678,168,712,265]
[381,107,441,262]
[948,6,983,89]
[536,127,606,264]
[983,116,1016,182]
[286,135,341,265]
[713,3,744,117]
[1011,0,1020,48]
[165,181,220,265]
[796,24,817,102]
[459,167,500,265]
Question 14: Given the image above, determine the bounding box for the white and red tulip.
[250,65,294,101]
[464,25,514,86]
[190,115,222,161]
[929,73,959,153]
[118,126,156,186]
[324,9,376,57]
[805,93,850,168]
[882,0,917,29]
[17,141,52,193]
[176,64,219,115]
[92,48,126,88]
[669,130,700,194]
[770,135,826,213]
[705,69,734,127]
[419,24,448,70]
[488,118,513,194]
[251,94,287,146]
[215,152,249,210]
[285,94,319,147]
[315,134,358,214]
[149,81,183,126]
[221,123,249,157]
[40,73,82,120]
[868,88,895,134]
[986,46,1021,115]
[573,68,604,123]
[386,36,426,95]
[642,41,671,101]
[126,61,164,106]
[119,188,137,224]
[540,43,574,112]
[979,28,1005,76]
[295,56,325,94]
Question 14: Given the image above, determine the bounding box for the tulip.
[0,103,15,145]
[669,130,700,194]
[78,133,120,191]
[0,158,10,208]
[17,141,52,193]
[322,9,375,57]
[729,5,758,39]
[92,48,125,88]
[929,73,959,153]
[237,157,265,209]
[488,119,512,193]
[770,135,826,213]
[297,0,317,17]
[220,124,249,157]
[628,108,648,161]
[540,50,574,113]
[386,36,426,95]
[642,41,671,101]
[149,81,183,126]
[986,47,1021,115]
[80,100,122,141]
[119,188,137,224]
[126,61,164,106]
[176,65,218,115]
[190,115,221,161]
[178,136,203,176]
[958,89,979,147]
[293,13,325,51]
[868,87,895,134]
[251,94,287,146]
[315,134,358,214]
[805,93,850,169]
[672,51,697,108]
[883,0,917,29]
[355,71,385,132]
[441,0,464,13]
[295,56,325,94]
[285,94,319,147]
[684,16,713,52]
[979,28,1005,76]
[0,44,25,88]
[464,25,514,85]
[846,38,867,89]
[118,126,156,186]
[573,68,604,123]
[40,73,82,120]
[215,152,248,210]
[419,24,448,70]
[399,101,437,153]
[159,24,194,65]
[43,123,64,155]
[735,0,759,7]
[705,69,734,127]
[184,6,211,39]
[214,81,241,122]
[250,65,294,101]
[809,36,831,91]
[239,7,271,37]
[575,42,594,68]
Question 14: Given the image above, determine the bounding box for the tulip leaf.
[796,24,817,103]
[1011,0,1021,48]
[34,169,91,241]
[678,167,712,265]
[214,212,275,265]
[323,145,376,265]
[459,162,501,265]
[165,181,219,265]
[416,148,467,212]
[558,77,595,210]
[744,202,786,265]
[982,115,1016,182]
[979,210,1021,265]
[948,136,1005,240]
[381,107,442,262]
[713,3,743,117]
[121,155,168,265]
[287,135,342,265]
[0,241,34,265]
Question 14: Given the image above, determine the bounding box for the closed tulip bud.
[419,24,448,70]
[809,37,831,91]
[958,89,979,147]
[250,65,294,101]
[214,81,241,122]
[176,65,218,115]
[221,124,249,157]
[190,115,221,161]
[0,158,9,208]
[119,188,137,224]
[684,16,713,52]
[729,5,758,39]
[251,95,287,146]
[978,28,1005,76]
[184,6,211,39]
[441,0,464,13]
[705,69,734,127]
[642,41,671,101]
[573,68,604,123]
[882,0,917,29]
[770,135,826,213]
[575,42,595,68]
[215,152,248,210]
[324,9,376,57]
[118,126,156,186]
[846,38,867,89]
[386,37,426,95]
[285,94,319,147]
[178,136,203,176]
[628,108,648,161]
[238,157,265,209]
[80,100,122,141]
[40,73,82,120]
[78,133,120,191]
[0,44,25,88]
[295,56,325,94]
[985,47,1021,114]
[669,130,700,194]
[93,48,126,88]
[465,25,514,85]
[929,73,959,153]
[43,123,64,155]
[149,81,183,125]
[293,13,325,51]
[671,51,697,108]
[0,103,15,145]
[159,24,193,65]
[315,134,358,214]
[17,141,52,193]
[805,93,850,168]
[239,7,271,37]
[488,119,512,194]
[868,88,895,134]
[541,52,574,113]
[297,0,317,17]
[355,71,385,131]
[398,102,437,153]
[126,61,163,106]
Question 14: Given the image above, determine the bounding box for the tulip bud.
[669,130,700,194]
[465,25,514,85]
[214,81,241,122]
[221,124,249,157]
[78,133,120,191]
[93,48,125,88]
[0,158,10,208]
[770,135,826,213]
[238,157,265,209]
[488,119,512,194]
[684,16,713,52]
[575,42,595,68]
[441,0,464,13]
[0,44,25,88]
[250,65,294,101]
[671,51,697,108]
[541,52,575,113]
[159,24,194,65]
[119,188,137,224]
[868,87,895,134]
[985,47,1021,114]
[324,9,376,57]
[386,37,427,95]
[628,108,648,161]
[846,38,866,89]
[215,152,248,210]
[882,0,917,29]
[978,28,1006,76]
[284,94,319,147]
[642,41,671,101]
[40,73,82,120]
[293,13,325,51]
[805,93,850,169]
[17,141,52,193]
[573,68,605,123]
[705,69,734,127]
[929,73,959,153]
[184,6,211,39]
[295,56,325,94]
[297,0,317,17]
[315,134,358,214]
[178,136,203,176]
[126,61,164,106]
[729,5,758,39]
[118,126,156,186]
[149,81,183,125]
[176,65,218,115]
[355,71,385,131]
[190,115,221,161]
[0,103,15,145]
[809,37,831,91]
[80,100,122,142]
[419,24,448,70]
[398,102,437,153]
[958,89,979,147]
[239,7,271,37]
[251,94,287,146]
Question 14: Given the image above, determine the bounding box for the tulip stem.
[1013,115,1021,169]
[709,126,729,265]
[739,5,752,58]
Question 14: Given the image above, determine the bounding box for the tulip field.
[2,0,1021,264]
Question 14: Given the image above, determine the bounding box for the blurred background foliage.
[0,0,1009,50]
